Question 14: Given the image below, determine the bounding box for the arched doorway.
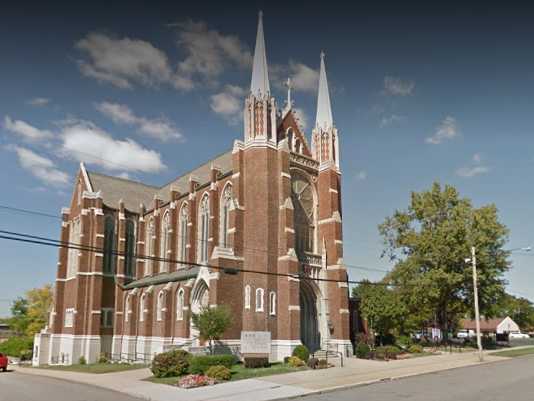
[190,279,209,346]
[300,281,321,352]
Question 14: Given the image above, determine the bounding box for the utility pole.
[471,246,483,362]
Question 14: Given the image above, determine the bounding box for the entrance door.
[300,282,321,352]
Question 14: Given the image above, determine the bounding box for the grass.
[146,362,306,385]
[492,346,534,358]
[38,362,148,374]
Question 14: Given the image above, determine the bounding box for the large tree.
[379,182,510,337]
[8,284,53,338]
[495,294,534,331]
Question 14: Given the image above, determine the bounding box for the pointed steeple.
[315,51,333,130]
[250,11,270,96]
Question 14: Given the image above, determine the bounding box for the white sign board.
[240,331,271,354]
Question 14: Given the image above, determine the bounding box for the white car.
[509,331,530,339]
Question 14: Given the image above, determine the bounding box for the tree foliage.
[191,306,232,354]
[495,294,534,330]
[8,284,53,338]
[379,182,510,335]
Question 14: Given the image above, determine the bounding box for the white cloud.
[384,76,415,96]
[292,108,308,131]
[355,170,368,181]
[210,85,246,124]
[426,116,459,145]
[271,61,319,93]
[76,33,193,90]
[3,116,53,142]
[8,145,68,186]
[95,101,182,141]
[59,120,166,173]
[27,97,50,106]
[456,153,490,178]
[175,20,252,85]
[379,114,405,128]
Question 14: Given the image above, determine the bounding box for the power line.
[0,229,399,289]
[0,203,391,274]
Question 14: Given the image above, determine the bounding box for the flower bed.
[177,374,216,389]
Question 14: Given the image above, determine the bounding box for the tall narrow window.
[287,128,294,151]
[156,290,165,321]
[145,218,155,276]
[125,294,131,323]
[103,215,116,274]
[67,218,81,278]
[178,204,188,265]
[160,212,170,273]
[255,288,264,312]
[269,292,276,316]
[220,185,232,248]
[198,194,210,263]
[139,294,146,322]
[101,308,114,328]
[124,220,136,278]
[244,285,251,310]
[176,288,184,321]
[64,308,74,328]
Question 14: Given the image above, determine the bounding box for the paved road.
[282,355,534,401]
[0,371,143,401]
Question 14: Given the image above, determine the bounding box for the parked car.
[456,329,475,339]
[0,353,8,371]
[509,331,530,339]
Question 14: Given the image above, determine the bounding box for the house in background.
[0,323,12,343]
[459,316,520,339]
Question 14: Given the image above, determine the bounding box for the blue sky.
[1,2,534,316]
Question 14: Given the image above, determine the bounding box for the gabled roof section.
[85,150,233,212]
[87,171,158,212]
[278,110,312,157]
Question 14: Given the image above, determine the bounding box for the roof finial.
[315,51,333,130]
[250,10,270,96]
[285,77,292,109]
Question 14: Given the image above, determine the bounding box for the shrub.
[19,349,33,361]
[292,345,310,362]
[375,346,401,360]
[205,365,231,381]
[151,349,191,378]
[355,342,371,359]
[408,344,424,354]
[377,333,396,346]
[244,357,269,369]
[178,374,216,389]
[189,354,237,374]
[317,359,328,369]
[397,335,413,348]
[287,356,305,368]
[0,336,33,357]
[283,356,290,364]
[482,337,497,350]
[307,357,319,369]
[78,356,87,365]
[98,353,109,364]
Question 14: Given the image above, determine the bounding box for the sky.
[1,2,534,316]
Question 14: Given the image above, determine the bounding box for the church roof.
[123,266,200,290]
[250,11,270,96]
[85,150,233,212]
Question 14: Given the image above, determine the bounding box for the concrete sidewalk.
[15,351,506,401]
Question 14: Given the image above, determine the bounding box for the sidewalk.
[15,351,506,401]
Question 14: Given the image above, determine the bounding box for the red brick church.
[33,13,352,365]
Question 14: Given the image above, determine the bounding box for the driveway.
[0,371,143,401]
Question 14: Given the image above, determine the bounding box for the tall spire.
[315,51,333,130]
[250,11,270,96]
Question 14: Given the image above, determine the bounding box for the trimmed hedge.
[375,345,401,360]
[205,365,232,381]
[189,354,237,374]
[151,350,191,378]
[292,345,310,362]
[244,357,269,368]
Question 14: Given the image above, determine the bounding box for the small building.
[460,316,520,336]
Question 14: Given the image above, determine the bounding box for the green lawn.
[38,362,148,374]
[146,362,306,385]
[492,347,534,358]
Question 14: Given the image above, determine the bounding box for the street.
[280,355,534,401]
[0,370,143,401]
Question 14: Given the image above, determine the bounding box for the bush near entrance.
[243,357,269,368]
[205,365,231,381]
[292,345,310,362]
[355,342,371,359]
[151,349,191,378]
[189,354,237,374]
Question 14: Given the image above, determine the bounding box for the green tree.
[379,183,510,338]
[495,294,534,330]
[191,306,232,354]
[352,281,406,343]
[25,285,53,337]
[9,297,29,335]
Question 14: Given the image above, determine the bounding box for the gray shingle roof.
[123,266,200,290]
[85,150,233,212]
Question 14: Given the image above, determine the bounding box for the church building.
[33,12,352,365]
